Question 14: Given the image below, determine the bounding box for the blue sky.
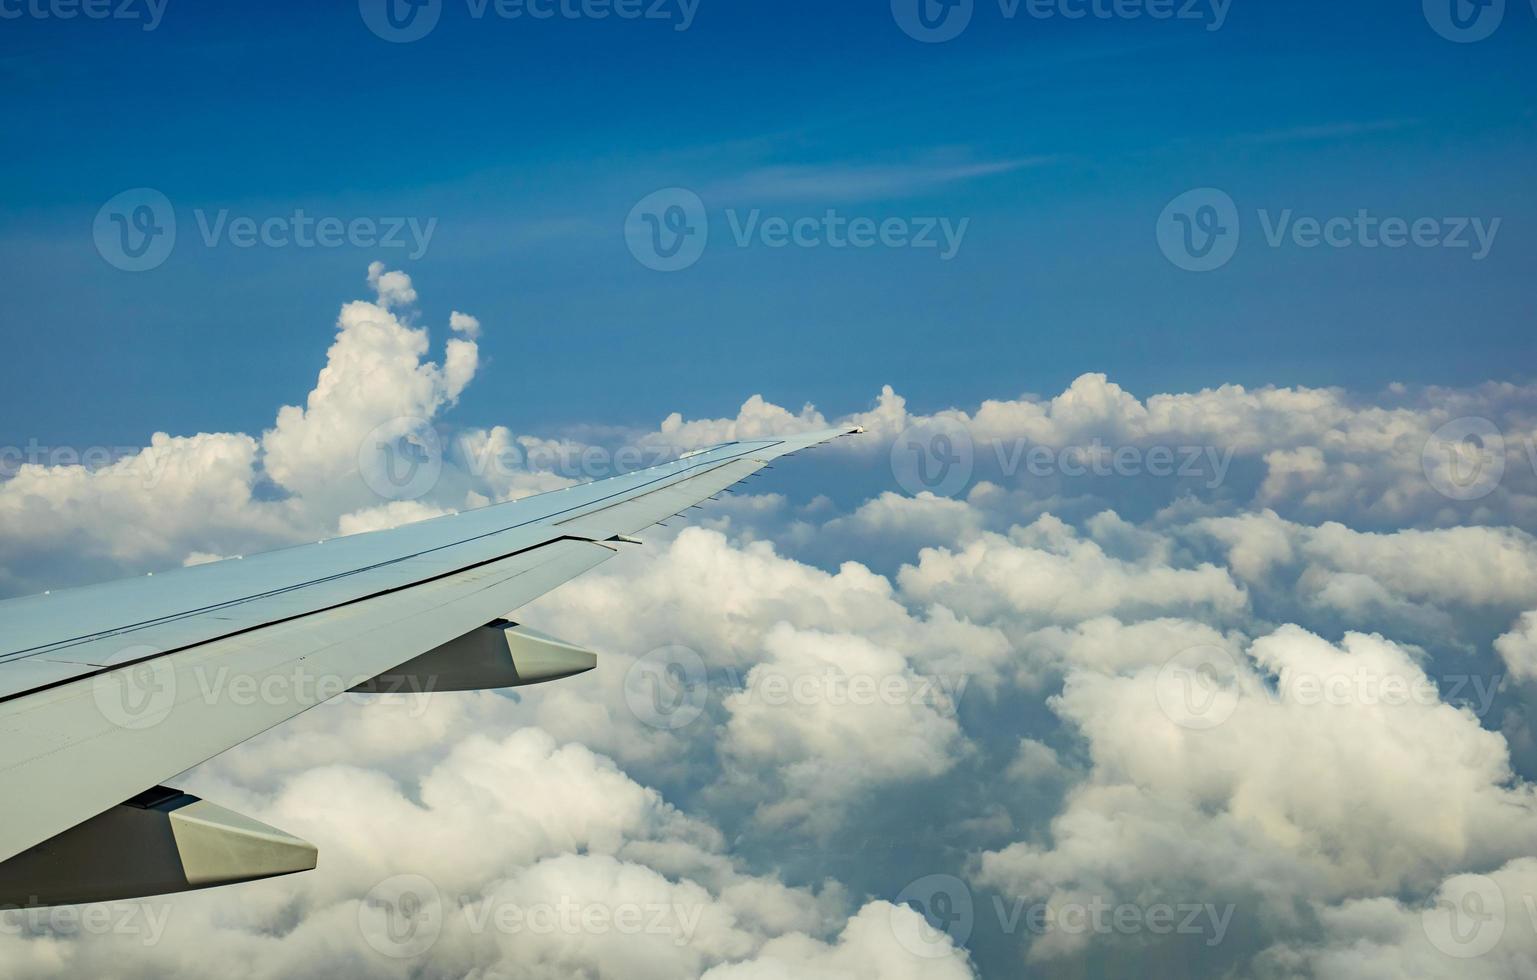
[6,7,1537,978]
[1,0,1533,450]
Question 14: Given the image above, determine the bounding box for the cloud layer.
[3,267,1535,979]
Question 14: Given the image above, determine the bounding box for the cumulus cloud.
[514,526,1008,805]
[0,431,286,592]
[977,626,1537,960]
[701,902,976,980]
[0,727,961,980]
[828,373,1537,530]
[1496,612,1537,683]
[262,265,480,514]
[0,266,484,594]
[1254,858,1537,980]
[645,395,831,452]
[898,515,1249,628]
[719,625,967,835]
[1197,512,1537,609]
[8,266,1537,977]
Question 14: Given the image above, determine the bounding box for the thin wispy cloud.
[707,156,1054,204]
[1237,118,1421,145]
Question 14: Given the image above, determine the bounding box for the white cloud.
[1496,612,1537,684]
[0,266,484,594]
[9,264,1537,977]
[1255,858,1537,980]
[1197,510,1537,615]
[336,500,455,536]
[701,902,977,980]
[365,260,417,309]
[897,515,1248,628]
[977,627,1537,959]
[720,624,966,835]
[261,266,481,514]
[0,727,921,980]
[647,395,830,452]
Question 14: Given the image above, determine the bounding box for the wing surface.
[0,427,859,873]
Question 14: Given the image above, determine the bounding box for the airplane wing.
[0,427,860,906]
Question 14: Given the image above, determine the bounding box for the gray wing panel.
[0,539,614,864]
[555,459,762,538]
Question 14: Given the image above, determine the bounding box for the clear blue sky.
[2,0,1533,449]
